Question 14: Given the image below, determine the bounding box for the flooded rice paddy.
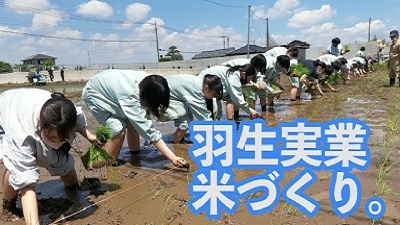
[1,70,400,225]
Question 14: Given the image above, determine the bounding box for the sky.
[0,0,398,66]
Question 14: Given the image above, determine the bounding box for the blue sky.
[0,0,398,66]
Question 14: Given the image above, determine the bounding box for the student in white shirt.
[0,89,97,224]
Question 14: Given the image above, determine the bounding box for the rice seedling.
[386,113,400,134]
[81,126,115,170]
[280,202,298,217]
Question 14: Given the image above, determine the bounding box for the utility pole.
[266,17,270,50]
[221,35,226,49]
[155,19,160,62]
[247,5,251,58]
[35,39,38,53]
[368,17,371,42]
[227,36,230,48]
[87,50,91,68]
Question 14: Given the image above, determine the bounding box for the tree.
[44,58,54,70]
[0,61,13,74]
[165,46,183,61]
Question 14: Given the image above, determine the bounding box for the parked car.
[27,72,47,85]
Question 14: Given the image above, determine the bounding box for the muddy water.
[1,80,396,225]
[73,85,388,171]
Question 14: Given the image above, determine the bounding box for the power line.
[88,42,147,53]
[199,0,246,8]
[160,24,247,42]
[0,29,152,43]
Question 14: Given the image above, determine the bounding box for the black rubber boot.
[261,105,267,112]
[233,110,239,121]
[390,78,395,86]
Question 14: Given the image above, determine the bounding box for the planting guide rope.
[49,167,177,224]
[48,137,188,225]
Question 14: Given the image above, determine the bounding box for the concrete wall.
[70,41,383,72]
[2,41,387,84]
[106,54,260,70]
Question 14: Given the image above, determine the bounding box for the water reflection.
[2,82,387,170]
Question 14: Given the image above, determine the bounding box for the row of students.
[0,70,226,223]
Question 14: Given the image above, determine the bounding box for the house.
[225,44,266,56]
[21,53,57,68]
[192,47,235,59]
[287,40,310,60]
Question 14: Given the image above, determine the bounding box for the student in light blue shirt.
[198,64,259,120]
[161,74,223,143]
[82,69,188,168]
[250,54,289,110]
[326,37,349,57]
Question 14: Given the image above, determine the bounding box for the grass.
[386,113,400,134]
[280,202,298,217]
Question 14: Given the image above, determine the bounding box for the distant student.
[60,68,65,82]
[48,67,54,82]
[264,46,299,99]
[82,70,189,168]
[0,89,97,224]
[160,74,223,143]
[298,59,328,96]
[326,37,349,57]
[388,30,400,86]
[198,64,259,120]
[250,54,289,110]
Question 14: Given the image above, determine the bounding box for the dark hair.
[288,46,298,57]
[314,59,327,69]
[40,92,77,141]
[330,61,341,71]
[277,55,291,70]
[360,46,366,51]
[139,75,170,119]
[227,64,256,81]
[250,54,267,74]
[338,57,347,65]
[325,65,334,75]
[203,74,223,100]
[332,37,341,45]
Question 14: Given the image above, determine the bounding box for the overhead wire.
[198,0,246,8]
[0,29,152,43]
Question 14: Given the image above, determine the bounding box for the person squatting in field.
[198,63,259,121]
[158,73,223,144]
[82,69,189,168]
[0,88,97,224]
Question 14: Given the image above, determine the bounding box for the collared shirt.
[83,69,162,142]
[0,88,86,190]
[198,66,252,115]
[326,44,344,57]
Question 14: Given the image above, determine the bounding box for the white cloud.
[345,15,359,23]
[4,0,50,14]
[343,20,385,35]
[126,3,151,22]
[288,4,336,28]
[31,10,63,29]
[253,0,299,19]
[301,23,339,36]
[76,0,113,18]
